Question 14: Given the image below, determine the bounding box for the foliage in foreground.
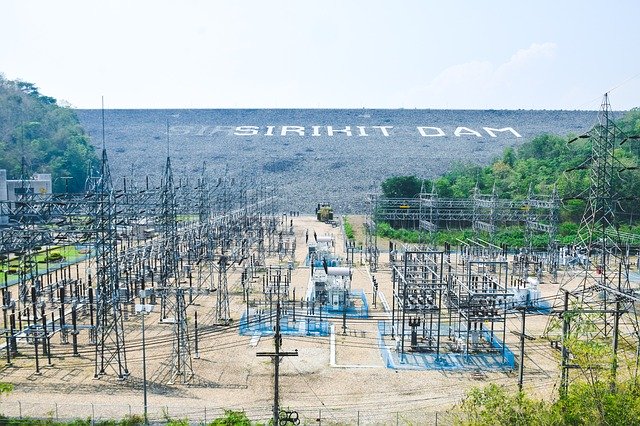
[453,379,640,426]
[0,383,12,397]
[454,333,640,426]
[209,409,252,425]
[0,410,257,426]
[0,383,257,425]
[0,416,143,426]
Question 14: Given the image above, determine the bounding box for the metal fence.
[0,400,457,425]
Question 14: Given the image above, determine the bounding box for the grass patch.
[343,216,355,241]
[0,245,88,283]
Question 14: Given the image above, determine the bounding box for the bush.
[453,383,547,425]
[452,379,640,425]
[343,216,355,241]
[210,409,252,425]
[46,252,64,262]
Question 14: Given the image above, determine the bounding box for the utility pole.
[342,288,347,335]
[136,289,154,426]
[611,263,622,391]
[372,276,378,308]
[560,290,570,398]
[256,280,298,425]
[518,308,526,392]
[512,307,535,391]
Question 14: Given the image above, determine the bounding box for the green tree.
[453,383,547,426]
[381,175,425,198]
[0,75,99,193]
[502,146,516,167]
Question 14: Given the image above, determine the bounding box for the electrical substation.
[1,95,640,424]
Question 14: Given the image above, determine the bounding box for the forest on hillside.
[0,75,98,193]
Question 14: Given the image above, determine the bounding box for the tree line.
[0,75,99,193]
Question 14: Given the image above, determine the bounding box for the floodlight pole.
[142,305,148,425]
[138,289,154,426]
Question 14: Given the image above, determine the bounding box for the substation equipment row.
[372,96,640,380]
[0,149,293,384]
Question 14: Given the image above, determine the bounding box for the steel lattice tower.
[472,184,498,239]
[160,156,178,288]
[216,254,230,324]
[554,94,640,394]
[168,288,193,384]
[159,156,179,321]
[213,175,231,325]
[158,153,195,381]
[548,186,560,283]
[571,94,634,300]
[576,95,626,260]
[94,146,129,379]
[198,163,210,225]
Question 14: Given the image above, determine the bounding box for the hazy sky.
[2,0,639,110]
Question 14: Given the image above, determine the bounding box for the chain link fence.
[0,400,457,425]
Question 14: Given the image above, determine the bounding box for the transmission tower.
[472,183,498,239]
[197,163,210,225]
[216,255,230,324]
[257,222,266,267]
[567,94,640,301]
[548,186,560,282]
[555,94,640,393]
[168,288,193,384]
[365,193,379,272]
[523,184,560,281]
[93,145,129,379]
[159,155,179,322]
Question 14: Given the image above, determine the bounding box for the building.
[0,169,52,225]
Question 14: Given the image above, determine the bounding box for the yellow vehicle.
[316,203,334,222]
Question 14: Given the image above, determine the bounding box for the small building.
[0,169,52,225]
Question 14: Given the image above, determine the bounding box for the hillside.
[0,76,98,193]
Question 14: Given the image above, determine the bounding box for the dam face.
[75,108,596,213]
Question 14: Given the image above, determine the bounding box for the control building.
[0,169,52,225]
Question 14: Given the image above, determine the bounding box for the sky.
[1,0,639,110]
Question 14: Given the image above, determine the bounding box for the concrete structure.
[5,173,52,201]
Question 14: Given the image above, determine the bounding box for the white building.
[0,169,52,225]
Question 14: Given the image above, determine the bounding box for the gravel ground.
[1,216,567,425]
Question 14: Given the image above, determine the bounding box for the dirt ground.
[0,216,566,425]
